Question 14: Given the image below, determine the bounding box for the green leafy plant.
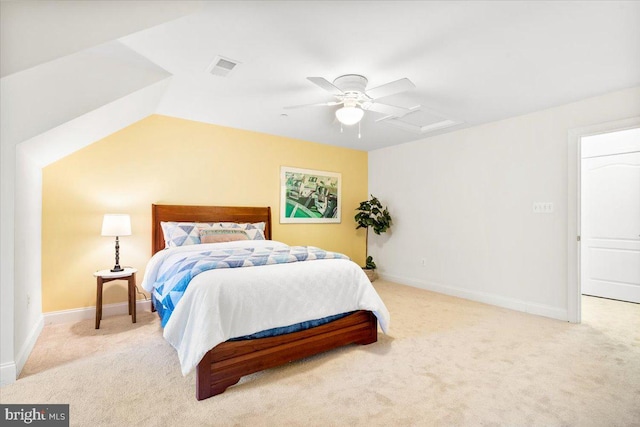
[365,256,377,270]
[355,195,392,269]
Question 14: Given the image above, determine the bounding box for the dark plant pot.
[363,268,378,282]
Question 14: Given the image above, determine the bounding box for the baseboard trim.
[380,272,568,321]
[15,315,44,377]
[44,299,153,325]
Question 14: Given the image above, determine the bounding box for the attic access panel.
[381,108,461,134]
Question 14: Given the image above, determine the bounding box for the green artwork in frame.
[280,166,341,223]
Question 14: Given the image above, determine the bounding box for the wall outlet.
[533,202,554,213]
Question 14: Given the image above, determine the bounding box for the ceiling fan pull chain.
[358,122,362,139]
[340,123,344,133]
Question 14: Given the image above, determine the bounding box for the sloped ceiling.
[1,41,171,146]
[0,0,203,77]
[2,1,640,157]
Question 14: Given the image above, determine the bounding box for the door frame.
[567,116,640,323]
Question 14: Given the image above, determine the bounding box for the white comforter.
[141,240,390,375]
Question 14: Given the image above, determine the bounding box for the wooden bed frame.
[151,204,378,400]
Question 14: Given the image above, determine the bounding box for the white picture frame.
[280,166,341,223]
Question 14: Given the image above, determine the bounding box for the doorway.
[567,117,640,323]
[580,129,640,303]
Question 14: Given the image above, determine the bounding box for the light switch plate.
[533,202,554,213]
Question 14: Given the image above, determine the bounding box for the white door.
[581,145,640,303]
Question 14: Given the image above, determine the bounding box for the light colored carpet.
[1,280,639,426]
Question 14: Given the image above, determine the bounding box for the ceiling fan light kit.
[336,104,364,126]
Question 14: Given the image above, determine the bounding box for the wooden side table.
[93,267,138,329]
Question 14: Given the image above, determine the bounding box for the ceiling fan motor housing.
[333,74,368,95]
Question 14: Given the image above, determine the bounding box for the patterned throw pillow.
[200,222,266,240]
[199,228,250,243]
[160,222,201,248]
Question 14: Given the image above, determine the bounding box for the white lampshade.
[335,106,364,126]
[101,214,131,237]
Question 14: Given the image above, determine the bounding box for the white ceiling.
[2,1,640,153]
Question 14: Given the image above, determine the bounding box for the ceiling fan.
[285,74,419,127]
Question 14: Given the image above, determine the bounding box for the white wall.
[0,140,17,385]
[0,80,169,386]
[14,147,44,374]
[369,86,640,320]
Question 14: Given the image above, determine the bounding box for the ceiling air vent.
[207,56,240,77]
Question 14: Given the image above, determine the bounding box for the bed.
[143,204,389,400]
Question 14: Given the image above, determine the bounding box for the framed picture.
[280,166,341,223]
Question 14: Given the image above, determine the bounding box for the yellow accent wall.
[42,115,368,312]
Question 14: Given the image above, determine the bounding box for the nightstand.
[93,267,138,329]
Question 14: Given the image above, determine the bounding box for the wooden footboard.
[196,310,378,400]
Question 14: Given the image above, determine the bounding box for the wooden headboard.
[151,204,272,255]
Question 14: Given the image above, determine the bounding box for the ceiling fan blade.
[365,77,415,100]
[365,102,414,118]
[307,77,344,95]
[284,101,342,109]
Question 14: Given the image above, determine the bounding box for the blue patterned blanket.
[153,245,349,326]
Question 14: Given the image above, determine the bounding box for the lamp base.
[111,236,123,272]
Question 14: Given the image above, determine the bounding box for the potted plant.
[355,195,392,281]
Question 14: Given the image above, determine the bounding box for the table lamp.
[101,214,131,272]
